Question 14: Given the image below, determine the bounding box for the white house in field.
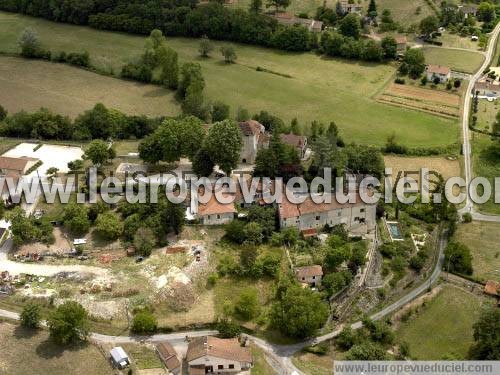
[186,336,252,374]
[425,64,451,83]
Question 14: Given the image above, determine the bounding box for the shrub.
[462,212,472,223]
[394,78,405,84]
[131,310,157,334]
[234,288,260,321]
[0,105,7,121]
[20,302,41,329]
[216,318,241,338]
[220,45,237,63]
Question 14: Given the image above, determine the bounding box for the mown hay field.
[0,11,459,147]
[378,83,461,119]
[0,56,179,118]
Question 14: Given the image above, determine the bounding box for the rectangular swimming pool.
[386,221,404,241]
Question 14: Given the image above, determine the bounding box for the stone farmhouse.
[340,0,363,14]
[196,195,237,225]
[294,265,323,287]
[273,12,323,33]
[278,193,376,234]
[238,120,269,164]
[186,336,253,374]
[425,64,451,83]
[280,133,308,159]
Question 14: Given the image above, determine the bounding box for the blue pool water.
[388,222,403,240]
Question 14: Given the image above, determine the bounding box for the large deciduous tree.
[270,283,328,338]
[469,307,500,360]
[339,14,361,39]
[48,301,89,345]
[202,120,242,174]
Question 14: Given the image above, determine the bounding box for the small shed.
[156,342,181,375]
[110,346,130,369]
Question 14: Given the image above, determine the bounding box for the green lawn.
[0,11,459,147]
[471,133,500,214]
[439,33,482,51]
[0,323,111,375]
[474,99,498,133]
[0,56,178,118]
[396,285,483,360]
[422,47,485,74]
[376,0,436,23]
[455,222,500,282]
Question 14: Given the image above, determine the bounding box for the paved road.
[460,22,500,222]
[0,238,110,277]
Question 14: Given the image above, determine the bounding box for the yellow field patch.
[378,83,461,119]
[384,155,461,185]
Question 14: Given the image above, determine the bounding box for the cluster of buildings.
[474,67,500,100]
[110,335,252,374]
[271,0,366,33]
[194,119,377,236]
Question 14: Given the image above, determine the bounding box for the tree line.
[0,1,399,62]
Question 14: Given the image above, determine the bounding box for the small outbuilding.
[110,346,130,369]
[156,342,181,375]
[294,265,324,287]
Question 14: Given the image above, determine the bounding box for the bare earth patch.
[378,83,461,118]
[384,155,461,185]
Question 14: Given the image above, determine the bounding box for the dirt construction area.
[378,83,461,118]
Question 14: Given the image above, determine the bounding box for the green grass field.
[396,285,483,360]
[376,0,436,23]
[0,56,179,118]
[474,100,498,132]
[0,11,459,147]
[455,222,500,282]
[472,133,500,214]
[422,47,485,74]
[0,323,111,375]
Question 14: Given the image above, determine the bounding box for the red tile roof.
[278,193,368,219]
[280,133,306,148]
[198,196,237,216]
[295,265,323,278]
[238,120,265,136]
[186,336,252,363]
[156,342,181,371]
[0,156,37,172]
[426,64,451,75]
[484,280,499,297]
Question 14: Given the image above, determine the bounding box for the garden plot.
[378,83,461,118]
[2,142,83,176]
